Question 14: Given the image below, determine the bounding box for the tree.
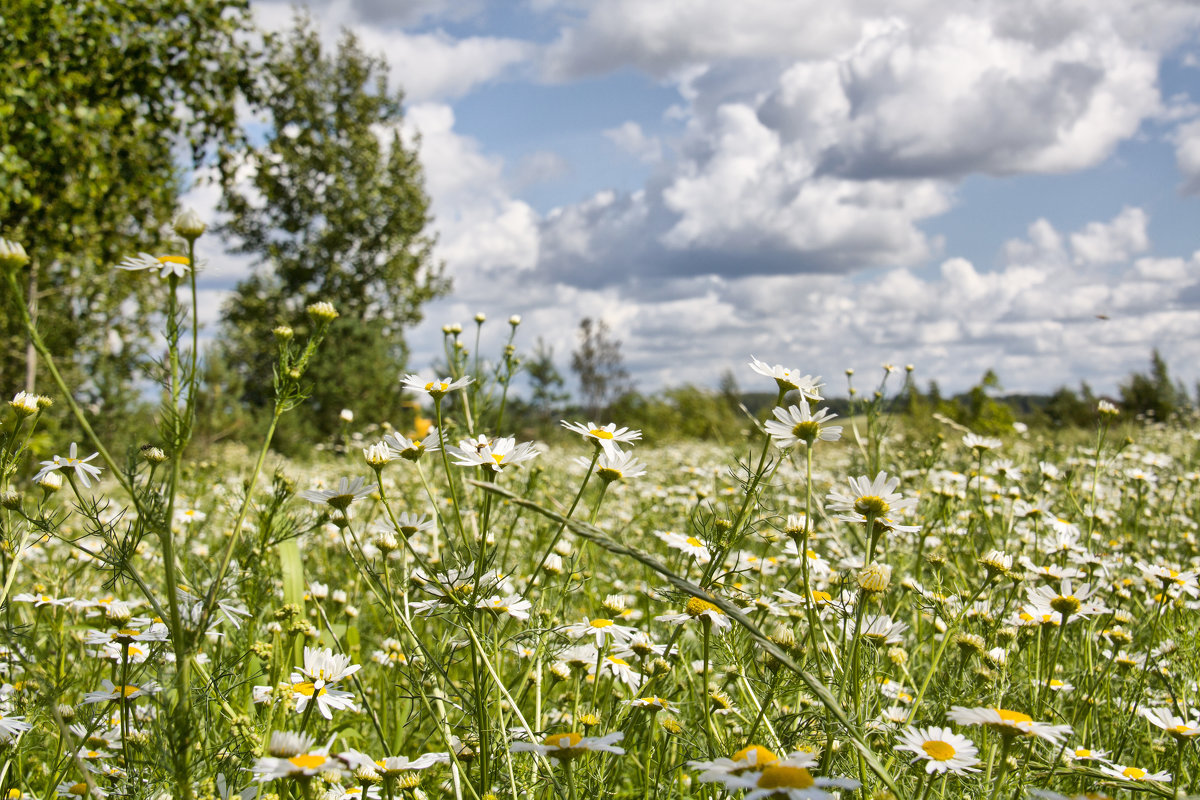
[570,317,632,418]
[0,0,255,431]
[526,338,568,419]
[217,17,448,440]
[1120,349,1181,421]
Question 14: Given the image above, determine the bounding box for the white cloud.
[1174,118,1200,194]
[1068,207,1150,265]
[603,122,663,163]
[355,29,531,102]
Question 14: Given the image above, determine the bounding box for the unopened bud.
[0,239,30,271]
[172,208,207,240]
[307,301,338,323]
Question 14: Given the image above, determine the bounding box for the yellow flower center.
[120,685,140,697]
[288,753,328,770]
[608,657,630,667]
[854,495,889,516]
[922,740,956,761]
[292,682,326,697]
[1075,749,1091,758]
[1050,595,1080,615]
[68,784,88,797]
[545,732,583,748]
[1122,766,1146,780]
[492,453,505,464]
[590,618,614,628]
[732,745,778,766]
[810,590,831,604]
[685,597,722,617]
[791,420,820,441]
[589,429,614,439]
[756,765,814,790]
[157,255,189,265]
[994,708,1033,724]
[685,536,704,548]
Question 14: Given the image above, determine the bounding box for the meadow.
[1,231,1199,800]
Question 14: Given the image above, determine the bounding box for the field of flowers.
[1,228,1199,800]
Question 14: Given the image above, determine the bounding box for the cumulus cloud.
[604,122,663,163]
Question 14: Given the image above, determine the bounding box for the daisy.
[476,594,532,620]
[946,706,1071,745]
[560,617,639,647]
[299,477,378,512]
[511,731,625,760]
[296,647,360,685]
[848,614,908,646]
[825,472,917,528]
[763,401,842,449]
[13,592,76,608]
[382,429,443,461]
[591,655,643,690]
[375,512,436,540]
[32,443,104,489]
[1025,579,1106,621]
[447,435,540,471]
[81,680,160,704]
[401,374,472,400]
[748,357,823,401]
[1097,763,1171,782]
[723,763,859,799]
[962,433,1002,452]
[0,711,31,741]
[561,421,641,457]
[1135,563,1200,596]
[894,726,980,775]
[654,530,711,563]
[1140,707,1200,739]
[55,783,108,799]
[9,392,39,416]
[580,448,647,483]
[288,679,357,720]
[656,597,732,631]
[117,252,191,279]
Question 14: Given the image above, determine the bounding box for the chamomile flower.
[946,706,1071,744]
[962,433,1002,452]
[582,449,647,483]
[33,443,104,489]
[1097,763,1171,783]
[402,375,472,400]
[894,726,980,775]
[1140,707,1200,739]
[448,435,540,471]
[591,655,643,690]
[117,252,191,279]
[382,429,443,460]
[561,421,641,457]
[654,530,711,563]
[300,477,378,512]
[297,647,361,685]
[748,357,823,401]
[511,731,625,760]
[825,472,917,528]
[0,711,31,740]
[56,783,108,799]
[722,763,859,799]
[657,597,732,631]
[690,745,781,781]
[561,617,639,647]
[476,594,532,620]
[82,680,160,704]
[763,401,842,449]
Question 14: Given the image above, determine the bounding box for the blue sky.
[191,0,1200,399]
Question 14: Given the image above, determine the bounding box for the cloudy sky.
[188,0,1200,399]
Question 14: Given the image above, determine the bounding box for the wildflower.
[296,646,361,685]
[722,763,859,799]
[962,433,1002,452]
[383,429,442,461]
[657,597,731,631]
[561,617,639,647]
[849,614,908,646]
[402,374,472,400]
[117,253,190,278]
[561,420,642,457]
[654,530,711,563]
[946,706,1071,744]
[1025,579,1105,621]
[448,435,540,471]
[582,449,647,483]
[55,783,108,799]
[763,401,842,449]
[857,563,891,594]
[1097,763,1171,782]
[307,301,338,322]
[1140,707,1200,739]
[477,594,532,620]
[690,745,784,781]
[511,731,625,760]
[592,655,643,690]
[825,472,917,529]
[748,357,823,400]
[173,208,207,240]
[627,696,671,712]
[0,711,31,741]
[0,239,30,271]
[363,442,391,467]
[252,737,340,781]
[9,392,39,417]
[894,726,980,775]
[33,443,104,489]
[81,679,160,703]
[375,512,436,540]
[1097,399,1119,416]
[300,477,378,512]
[284,647,361,720]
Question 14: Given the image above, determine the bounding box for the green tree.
[526,337,569,419]
[217,17,448,442]
[1120,349,1181,421]
[570,317,632,419]
[0,0,255,433]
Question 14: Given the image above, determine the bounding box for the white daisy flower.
[654,530,711,563]
[116,252,191,279]
[763,400,842,449]
[946,706,1071,745]
[894,726,981,775]
[561,420,641,457]
[33,443,104,488]
[511,731,625,760]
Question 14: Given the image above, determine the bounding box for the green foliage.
[0,0,255,422]
[218,16,448,442]
[1120,348,1184,421]
[570,317,632,418]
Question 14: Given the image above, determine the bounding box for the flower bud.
[474,312,486,324]
[509,315,521,327]
[9,392,39,417]
[273,325,294,342]
[172,208,207,241]
[36,472,63,493]
[141,445,168,464]
[0,239,30,271]
[307,301,338,323]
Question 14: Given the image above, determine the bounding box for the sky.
[184,0,1200,400]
